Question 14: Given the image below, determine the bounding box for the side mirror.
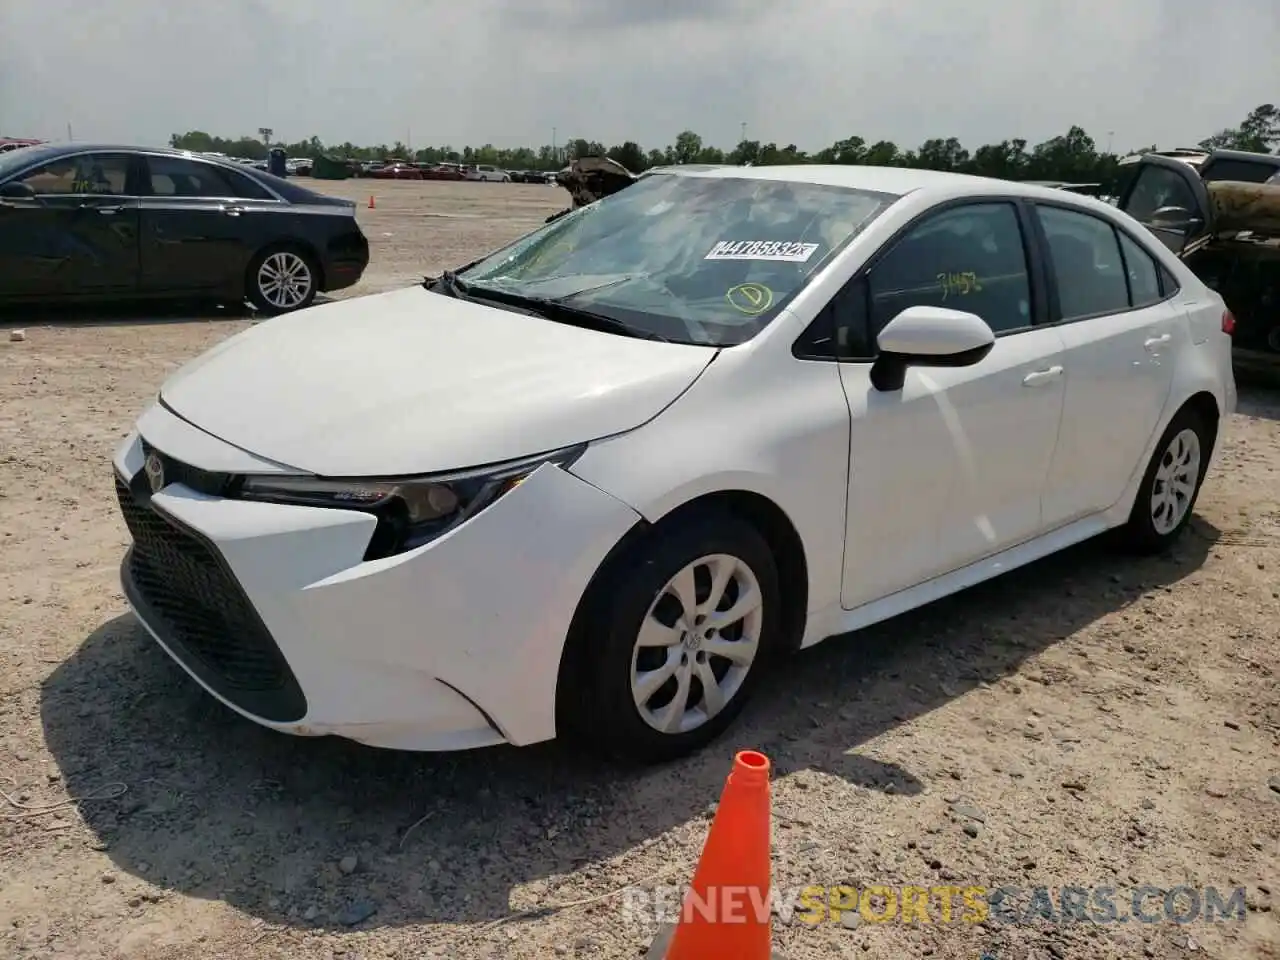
[0,181,35,200]
[871,305,996,392]
[1150,205,1201,227]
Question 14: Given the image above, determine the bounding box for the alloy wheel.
[629,553,763,735]
[1150,427,1201,535]
[256,251,314,311]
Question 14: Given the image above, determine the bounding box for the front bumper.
[112,409,641,751]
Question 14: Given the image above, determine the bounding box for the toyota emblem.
[143,452,165,494]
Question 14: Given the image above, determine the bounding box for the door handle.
[80,204,124,215]
[219,204,246,216]
[1022,365,1063,387]
[1144,334,1172,351]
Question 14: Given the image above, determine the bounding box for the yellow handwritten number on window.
[936,271,983,300]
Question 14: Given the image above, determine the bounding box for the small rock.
[339,855,359,875]
[840,911,861,929]
[100,872,116,884]
[9,330,25,342]
[1140,799,1156,810]
[950,802,987,823]
[336,900,377,926]
[126,896,141,908]
[303,905,320,921]
[963,823,980,839]
[1268,777,1280,795]
[1224,720,1241,730]
[1206,786,1229,799]
[1062,780,1086,792]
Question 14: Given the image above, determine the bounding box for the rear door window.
[1037,206,1129,320]
[1201,158,1280,184]
[145,155,272,200]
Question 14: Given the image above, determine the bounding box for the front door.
[837,200,1067,609]
[1034,203,1181,524]
[0,151,140,298]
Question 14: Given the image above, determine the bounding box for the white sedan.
[112,165,1236,763]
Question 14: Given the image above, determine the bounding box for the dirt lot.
[1,178,1278,960]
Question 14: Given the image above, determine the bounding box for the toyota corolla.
[112,164,1235,763]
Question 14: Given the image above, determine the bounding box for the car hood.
[158,286,717,477]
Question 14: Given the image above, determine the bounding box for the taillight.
[1222,310,1236,336]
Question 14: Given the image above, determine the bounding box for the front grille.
[116,472,306,723]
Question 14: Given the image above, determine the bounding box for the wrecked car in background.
[546,156,638,222]
[1116,148,1280,371]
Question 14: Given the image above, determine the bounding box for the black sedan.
[0,144,369,314]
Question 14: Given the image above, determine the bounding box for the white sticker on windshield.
[705,240,820,262]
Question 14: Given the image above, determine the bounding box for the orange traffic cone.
[657,750,778,960]
[368,195,375,209]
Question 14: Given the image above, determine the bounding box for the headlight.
[235,445,585,560]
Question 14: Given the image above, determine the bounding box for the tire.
[559,508,783,764]
[1120,405,1213,554]
[246,246,319,315]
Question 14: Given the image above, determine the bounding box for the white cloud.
[1,0,1276,154]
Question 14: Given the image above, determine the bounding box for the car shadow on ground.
[1235,382,1280,421]
[0,296,337,329]
[40,520,1217,932]
[0,299,253,328]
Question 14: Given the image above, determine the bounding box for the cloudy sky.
[1,0,1277,155]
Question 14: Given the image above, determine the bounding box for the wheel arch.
[552,487,810,740]
[1180,390,1221,452]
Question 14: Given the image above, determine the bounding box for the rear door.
[0,151,140,298]
[1115,155,1213,256]
[139,154,284,295]
[1033,202,1182,525]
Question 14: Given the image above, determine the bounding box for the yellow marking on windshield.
[726,283,775,315]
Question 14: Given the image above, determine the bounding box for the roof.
[652,162,1101,204]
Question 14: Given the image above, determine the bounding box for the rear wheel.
[1121,406,1213,553]
[247,246,318,315]
[560,509,782,763]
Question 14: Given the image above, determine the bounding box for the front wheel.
[560,509,782,763]
[247,247,319,315]
[1120,406,1213,553]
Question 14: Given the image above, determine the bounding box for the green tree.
[672,130,703,164]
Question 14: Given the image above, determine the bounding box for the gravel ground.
[1,179,1278,960]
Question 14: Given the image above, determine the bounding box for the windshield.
[456,173,897,346]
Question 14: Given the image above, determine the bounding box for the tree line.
[171,103,1278,184]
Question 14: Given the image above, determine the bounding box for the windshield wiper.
[423,269,469,298]
[464,286,670,343]
[423,256,485,296]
